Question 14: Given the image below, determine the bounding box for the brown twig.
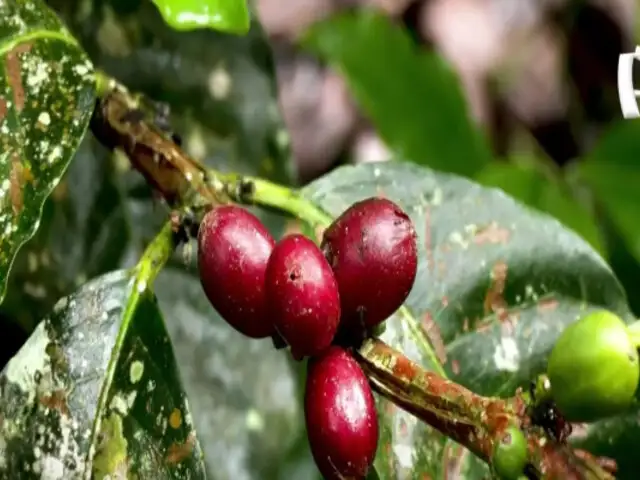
[88,77,618,480]
[89,85,230,211]
[355,338,615,480]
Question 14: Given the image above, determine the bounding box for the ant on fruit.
[527,375,572,443]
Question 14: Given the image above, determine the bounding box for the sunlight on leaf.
[151,0,250,34]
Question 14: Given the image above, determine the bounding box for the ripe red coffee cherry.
[197,205,275,338]
[305,346,378,479]
[321,197,418,329]
[266,234,340,359]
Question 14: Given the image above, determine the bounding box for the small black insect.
[170,209,199,245]
[528,376,572,443]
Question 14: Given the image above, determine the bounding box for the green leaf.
[0,136,142,333]
[3,0,295,326]
[153,264,316,480]
[302,162,630,478]
[476,160,605,255]
[302,10,493,177]
[151,0,250,34]
[2,2,302,476]
[576,120,640,263]
[0,269,206,478]
[0,0,96,303]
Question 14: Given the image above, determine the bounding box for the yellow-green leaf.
[151,0,250,34]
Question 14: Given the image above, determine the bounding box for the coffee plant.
[0,0,639,479]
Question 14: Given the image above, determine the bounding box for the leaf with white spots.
[47,0,293,186]
[0,0,96,303]
[0,270,206,479]
[1,1,302,476]
[301,162,631,479]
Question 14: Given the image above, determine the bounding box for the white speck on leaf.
[392,444,414,469]
[129,360,144,384]
[126,390,137,410]
[37,111,51,126]
[47,145,63,164]
[109,394,129,416]
[73,64,89,76]
[431,188,443,206]
[39,455,64,480]
[449,230,468,249]
[493,336,520,372]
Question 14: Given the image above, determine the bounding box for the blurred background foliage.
[2,0,640,478]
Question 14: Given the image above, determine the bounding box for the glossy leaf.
[476,160,605,255]
[302,162,630,478]
[576,120,640,263]
[151,0,250,34]
[0,269,206,478]
[0,0,96,302]
[153,264,315,480]
[1,1,302,477]
[302,10,493,177]
[0,136,141,334]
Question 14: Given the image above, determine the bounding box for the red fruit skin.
[197,205,275,338]
[266,234,340,359]
[305,347,378,479]
[321,197,418,329]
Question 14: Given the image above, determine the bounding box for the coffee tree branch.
[87,73,616,480]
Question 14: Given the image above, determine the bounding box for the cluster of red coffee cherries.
[197,197,419,479]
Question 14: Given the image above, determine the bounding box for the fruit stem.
[215,172,448,377]
[136,221,180,289]
[88,73,447,378]
[87,221,178,465]
[355,338,616,480]
[627,320,640,349]
[217,172,333,229]
[91,70,617,480]
[94,69,117,97]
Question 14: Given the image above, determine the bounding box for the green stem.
[87,222,177,470]
[627,320,640,349]
[218,172,333,228]
[90,71,448,378]
[216,171,448,377]
[94,69,117,98]
[134,222,177,288]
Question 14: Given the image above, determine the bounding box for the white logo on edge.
[618,46,640,119]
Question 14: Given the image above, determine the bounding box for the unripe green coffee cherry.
[547,310,639,423]
[492,426,527,480]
